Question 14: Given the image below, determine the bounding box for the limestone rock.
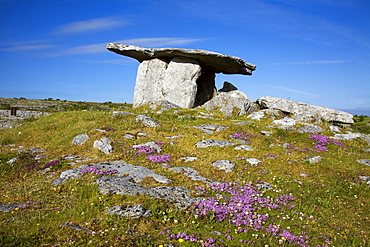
[193,124,229,134]
[162,57,201,108]
[134,58,167,107]
[169,166,216,184]
[107,43,256,75]
[357,159,370,166]
[72,134,89,145]
[247,111,265,120]
[211,160,235,173]
[299,124,324,133]
[96,176,197,208]
[255,181,272,190]
[132,141,162,153]
[136,115,161,127]
[245,158,261,166]
[0,202,27,213]
[271,117,296,126]
[256,96,354,124]
[306,156,322,164]
[200,85,256,116]
[333,132,362,140]
[218,81,238,92]
[196,139,236,148]
[106,204,152,219]
[234,145,253,151]
[93,137,113,154]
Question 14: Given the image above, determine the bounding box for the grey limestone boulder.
[357,159,370,166]
[200,84,256,116]
[211,160,235,173]
[134,58,167,107]
[106,204,152,219]
[299,124,324,133]
[247,111,265,121]
[162,57,202,108]
[256,96,354,124]
[169,166,216,184]
[136,115,161,127]
[72,134,89,145]
[196,139,236,148]
[93,137,113,154]
[245,158,261,166]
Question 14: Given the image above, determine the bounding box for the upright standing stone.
[134,59,168,107]
[162,57,202,108]
[194,71,216,107]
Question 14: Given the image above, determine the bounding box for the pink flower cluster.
[81,166,118,175]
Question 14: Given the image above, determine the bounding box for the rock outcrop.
[107,43,256,109]
[256,96,354,124]
[200,82,256,116]
[107,43,256,75]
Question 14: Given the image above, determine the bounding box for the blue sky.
[1,0,369,115]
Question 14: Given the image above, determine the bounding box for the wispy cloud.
[54,17,128,34]
[269,85,320,97]
[3,44,55,51]
[119,37,206,47]
[45,37,205,56]
[0,40,54,52]
[268,60,348,65]
[289,60,348,65]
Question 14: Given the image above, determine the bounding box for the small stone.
[93,137,113,154]
[0,202,27,213]
[136,115,161,127]
[166,135,186,139]
[333,132,362,140]
[357,159,370,166]
[113,111,136,117]
[299,124,324,133]
[234,121,254,126]
[132,142,162,153]
[234,145,253,151]
[247,111,264,120]
[196,139,235,148]
[255,181,272,190]
[106,204,151,219]
[260,131,273,136]
[123,134,135,139]
[272,117,296,126]
[72,134,89,145]
[329,125,341,133]
[245,158,261,166]
[306,156,322,164]
[211,160,235,173]
[181,156,198,162]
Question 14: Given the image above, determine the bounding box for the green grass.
[0,104,369,246]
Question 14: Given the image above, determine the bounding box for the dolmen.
[107,43,256,109]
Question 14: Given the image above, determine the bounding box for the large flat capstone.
[107,43,256,75]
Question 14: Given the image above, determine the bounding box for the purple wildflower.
[146,154,171,163]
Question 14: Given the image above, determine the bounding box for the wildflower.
[178,238,184,243]
[146,154,171,163]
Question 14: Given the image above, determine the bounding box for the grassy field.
[0,99,369,246]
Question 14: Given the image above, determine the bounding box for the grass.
[0,100,369,246]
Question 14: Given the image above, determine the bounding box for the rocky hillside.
[0,98,369,246]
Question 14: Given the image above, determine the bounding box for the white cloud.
[45,37,205,56]
[118,37,206,47]
[54,17,128,34]
[269,85,320,97]
[289,60,348,65]
[3,44,55,51]
[0,39,54,51]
